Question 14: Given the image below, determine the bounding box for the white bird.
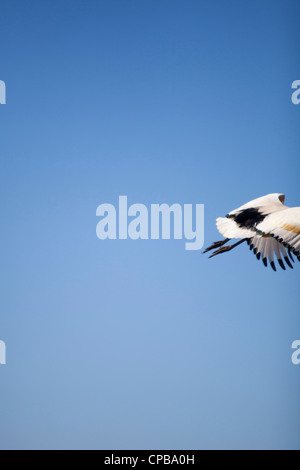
[204,193,300,271]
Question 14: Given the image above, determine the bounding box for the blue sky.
[0,0,299,450]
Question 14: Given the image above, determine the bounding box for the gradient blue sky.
[0,0,299,450]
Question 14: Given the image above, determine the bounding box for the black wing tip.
[270,261,277,272]
[284,256,293,269]
[278,259,286,270]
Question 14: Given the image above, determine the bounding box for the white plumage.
[204,193,300,271]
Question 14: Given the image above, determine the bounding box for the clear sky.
[0,0,299,450]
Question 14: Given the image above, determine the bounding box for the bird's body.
[204,193,300,271]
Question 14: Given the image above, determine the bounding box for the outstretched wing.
[253,207,300,263]
[216,193,287,239]
[204,194,300,271]
[247,234,296,271]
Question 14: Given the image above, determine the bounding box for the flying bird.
[204,193,300,271]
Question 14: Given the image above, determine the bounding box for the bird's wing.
[205,194,300,271]
[216,193,287,238]
[228,193,286,216]
[254,207,300,260]
[216,216,254,239]
[248,233,296,271]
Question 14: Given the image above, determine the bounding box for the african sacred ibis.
[204,193,300,271]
